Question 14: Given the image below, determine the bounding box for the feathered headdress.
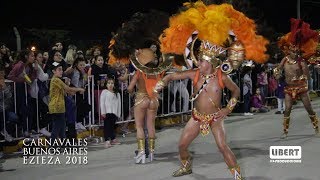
[109,10,168,59]
[159,1,269,65]
[108,10,172,74]
[278,18,318,58]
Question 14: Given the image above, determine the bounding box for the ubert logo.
[269,146,302,163]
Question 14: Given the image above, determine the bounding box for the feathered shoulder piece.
[159,1,269,63]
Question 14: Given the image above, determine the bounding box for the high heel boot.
[172,156,193,177]
[280,116,290,139]
[135,138,146,164]
[149,138,155,162]
[309,114,319,136]
[229,165,243,180]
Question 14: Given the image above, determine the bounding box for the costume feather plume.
[159,1,269,63]
[278,18,318,58]
[109,10,169,59]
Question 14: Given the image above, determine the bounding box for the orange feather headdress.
[159,1,269,64]
[278,18,318,58]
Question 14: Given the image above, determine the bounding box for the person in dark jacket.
[275,76,286,114]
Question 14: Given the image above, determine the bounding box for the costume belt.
[284,84,308,100]
[192,108,217,136]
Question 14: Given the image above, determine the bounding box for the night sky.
[1,0,320,49]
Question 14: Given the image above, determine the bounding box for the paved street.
[1,98,320,180]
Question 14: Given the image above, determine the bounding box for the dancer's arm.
[214,73,240,121]
[127,71,139,94]
[301,61,310,79]
[273,57,286,79]
[154,69,195,92]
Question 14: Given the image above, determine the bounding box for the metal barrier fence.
[1,66,319,141]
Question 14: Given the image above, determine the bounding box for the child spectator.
[275,76,286,114]
[88,55,118,123]
[49,62,84,142]
[251,88,270,113]
[100,77,121,148]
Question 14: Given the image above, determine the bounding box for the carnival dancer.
[275,18,319,139]
[108,10,171,164]
[154,1,268,179]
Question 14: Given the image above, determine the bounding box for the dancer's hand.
[127,87,134,94]
[214,108,229,122]
[153,80,165,94]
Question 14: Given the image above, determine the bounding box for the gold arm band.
[226,97,238,112]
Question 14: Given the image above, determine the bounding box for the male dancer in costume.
[155,1,268,180]
[275,18,319,139]
[154,1,268,179]
[109,10,171,164]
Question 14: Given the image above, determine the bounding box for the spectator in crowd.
[63,77,77,140]
[8,49,38,137]
[65,44,77,66]
[89,55,118,123]
[93,46,101,57]
[71,57,87,88]
[268,72,278,96]
[275,76,286,114]
[43,51,49,66]
[242,66,254,116]
[70,57,89,130]
[0,83,17,142]
[257,66,268,98]
[44,50,69,77]
[49,62,84,142]
[52,42,64,54]
[35,51,45,69]
[84,49,93,65]
[31,51,51,137]
[308,64,315,93]
[100,77,121,148]
[251,88,270,113]
[109,57,132,134]
[0,43,13,77]
[75,50,84,59]
[91,46,101,63]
